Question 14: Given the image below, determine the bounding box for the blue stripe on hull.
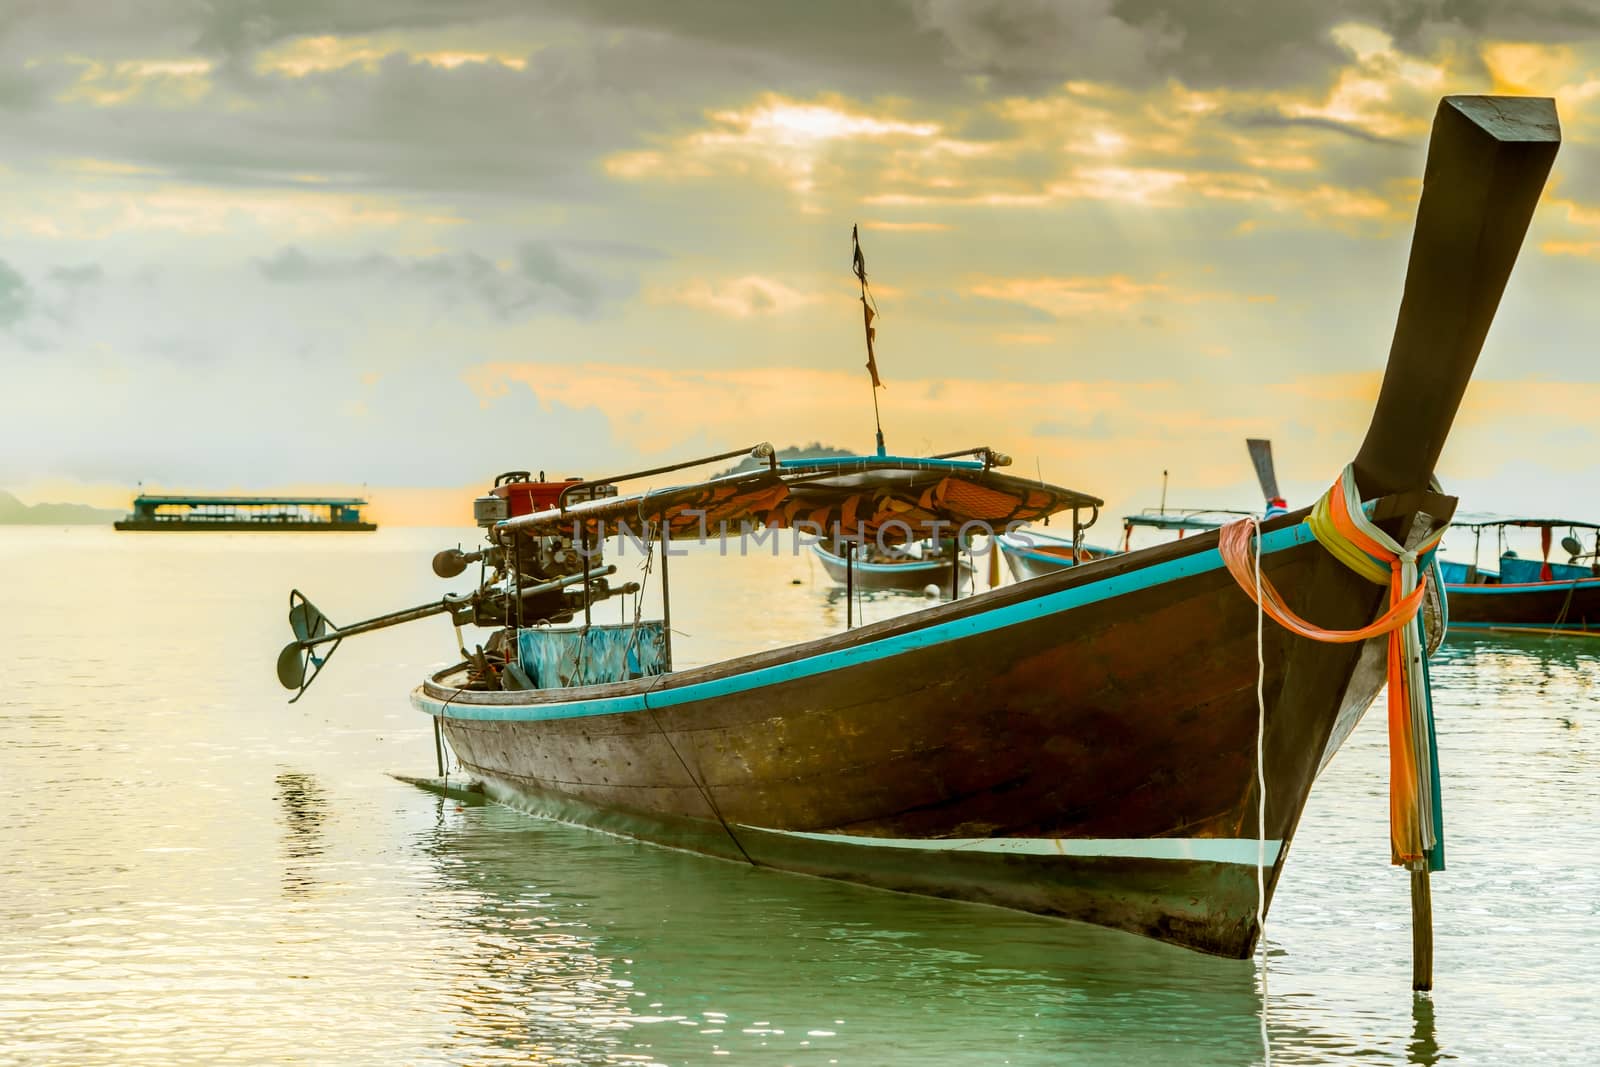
[415,519,1319,723]
[1446,580,1600,596]
[1447,621,1598,631]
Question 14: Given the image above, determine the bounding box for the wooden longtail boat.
[1441,519,1600,633]
[278,96,1558,958]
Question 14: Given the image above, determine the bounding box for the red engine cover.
[492,479,581,517]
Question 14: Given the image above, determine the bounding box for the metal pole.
[659,531,673,672]
[433,717,445,777]
[581,528,592,628]
[846,541,855,629]
[511,530,522,632]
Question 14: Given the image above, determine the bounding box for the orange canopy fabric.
[499,459,1101,543]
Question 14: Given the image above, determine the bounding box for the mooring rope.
[1219,464,1446,872]
[1250,516,1272,1066]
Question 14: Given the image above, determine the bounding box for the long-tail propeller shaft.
[277,564,618,702]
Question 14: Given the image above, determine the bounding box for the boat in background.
[115,493,376,531]
[1441,518,1600,633]
[995,527,1118,581]
[999,438,1283,581]
[276,96,1558,960]
[811,539,970,595]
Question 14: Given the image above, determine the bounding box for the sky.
[4,1,1600,528]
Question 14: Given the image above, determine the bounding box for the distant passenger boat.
[1440,518,1600,633]
[114,494,376,531]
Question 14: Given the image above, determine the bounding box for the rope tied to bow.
[1219,464,1446,872]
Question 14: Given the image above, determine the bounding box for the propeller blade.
[277,642,309,689]
[289,593,330,643]
[1246,438,1280,505]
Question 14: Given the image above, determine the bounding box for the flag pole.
[852,224,887,456]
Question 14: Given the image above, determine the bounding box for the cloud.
[907,0,1181,91]
[0,261,29,327]
[255,241,636,318]
[1222,108,1409,146]
[47,264,104,287]
[652,275,828,318]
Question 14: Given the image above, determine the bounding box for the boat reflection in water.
[410,792,1296,1066]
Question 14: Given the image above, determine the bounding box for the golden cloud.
[649,275,833,318]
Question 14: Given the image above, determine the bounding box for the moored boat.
[999,439,1282,580]
[995,527,1118,581]
[279,96,1559,960]
[1441,519,1600,633]
[810,540,967,595]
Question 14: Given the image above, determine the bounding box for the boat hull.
[415,495,1448,957]
[1445,578,1600,632]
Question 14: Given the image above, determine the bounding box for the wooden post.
[988,535,1002,589]
[845,542,855,628]
[1411,866,1434,991]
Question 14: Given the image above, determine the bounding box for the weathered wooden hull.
[415,496,1447,957]
[1445,578,1600,632]
[811,543,959,593]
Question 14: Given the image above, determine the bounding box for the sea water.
[2,527,1596,1065]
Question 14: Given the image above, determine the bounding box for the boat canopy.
[499,448,1101,543]
[1453,517,1600,531]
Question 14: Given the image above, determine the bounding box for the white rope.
[1253,517,1271,1066]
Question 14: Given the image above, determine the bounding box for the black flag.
[852,224,883,389]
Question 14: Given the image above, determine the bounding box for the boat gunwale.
[419,489,1451,712]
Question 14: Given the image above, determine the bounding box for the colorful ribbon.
[1219,464,1446,872]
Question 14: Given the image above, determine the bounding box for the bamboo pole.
[1411,866,1433,990]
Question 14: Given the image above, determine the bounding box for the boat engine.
[278,469,635,700]
[439,470,623,628]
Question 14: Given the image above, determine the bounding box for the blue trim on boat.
[1444,579,1600,595]
[1447,621,1597,631]
[778,455,987,472]
[417,520,1320,723]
